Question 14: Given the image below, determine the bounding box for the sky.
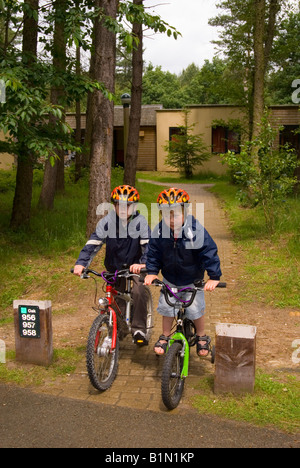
[143,0,221,75]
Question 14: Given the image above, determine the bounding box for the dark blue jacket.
[146,215,222,286]
[76,211,151,272]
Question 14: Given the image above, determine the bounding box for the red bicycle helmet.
[157,187,190,207]
[111,185,140,204]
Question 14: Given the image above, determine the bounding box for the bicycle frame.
[166,305,191,379]
[169,332,190,379]
[102,277,133,351]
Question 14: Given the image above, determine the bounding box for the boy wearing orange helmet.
[74,185,151,346]
[144,188,222,357]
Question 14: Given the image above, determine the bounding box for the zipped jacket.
[146,215,222,286]
[76,211,151,272]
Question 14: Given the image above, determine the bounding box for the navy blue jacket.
[76,211,151,272]
[146,215,222,286]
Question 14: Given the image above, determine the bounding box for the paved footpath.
[35,183,238,410]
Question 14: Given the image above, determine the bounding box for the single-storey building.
[65,104,162,171]
[1,104,299,174]
[156,105,300,174]
[67,103,300,175]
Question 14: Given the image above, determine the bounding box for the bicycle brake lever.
[81,273,90,279]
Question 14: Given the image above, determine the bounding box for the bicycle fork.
[168,333,190,379]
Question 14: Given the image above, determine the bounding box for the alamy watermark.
[291,79,300,104]
[292,339,300,365]
[95,202,205,250]
[0,80,6,104]
[0,339,5,364]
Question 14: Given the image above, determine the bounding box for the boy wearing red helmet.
[144,188,222,357]
[73,185,151,346]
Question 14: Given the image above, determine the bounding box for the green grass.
[192,370,300,433]
[0,347,85,386]
[209,181,300,308]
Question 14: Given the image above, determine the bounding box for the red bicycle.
[72,267,153,392]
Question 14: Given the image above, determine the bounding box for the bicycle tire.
[161,342,185,410]
[86,313,119,392]
[144,286,154,342]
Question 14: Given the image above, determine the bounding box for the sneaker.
[133,331,149,347]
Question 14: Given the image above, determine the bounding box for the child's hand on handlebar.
[144,274,159,285]
[130,264,146,274]
[73,265,85,277]
[204,279,220,291]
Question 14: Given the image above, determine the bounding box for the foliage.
[267,8,300,104]
[221,112,299,233]
[141,58,240,109]
[164,108,211,178]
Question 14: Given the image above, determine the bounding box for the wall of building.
[156,106,244,174]
[156,105,300,175]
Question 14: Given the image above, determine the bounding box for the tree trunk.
[10,153,34,229]
[74,43,83,182]
[123,0,143,187]
[86,0,117,237]
[10,0,38,229]
[38,0,66,209]
[252,0,266,153]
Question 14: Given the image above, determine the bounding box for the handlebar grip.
[70,268,74,274]
[217,282,227,288]
[139,268,148,274]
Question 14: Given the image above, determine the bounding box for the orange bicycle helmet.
[111,185,140,204]
[157,188,190,207]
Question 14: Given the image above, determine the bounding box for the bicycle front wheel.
[161,342,185,410]
[86,313,119,392]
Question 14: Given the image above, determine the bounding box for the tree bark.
[74,43,83,181]
[123,0,143,187]
[86,0,117,237]
[10,0,38,229]
[251,0,266,161]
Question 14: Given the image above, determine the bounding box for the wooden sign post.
[13,300,53,366]
[214,323,257,394]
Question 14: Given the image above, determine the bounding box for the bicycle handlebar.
[138,271,227,309]
[70,267,140,282]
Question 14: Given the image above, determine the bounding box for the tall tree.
[123,0,143,186]
[210,0,283,139]
[86,0,118,237]
[10,0,39,229]
[38,0,67,210]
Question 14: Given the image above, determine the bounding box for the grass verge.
[192,370,300,434]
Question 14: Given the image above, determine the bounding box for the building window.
[169,127,185,141]
[212,126,240,154]
[279,125,300,156]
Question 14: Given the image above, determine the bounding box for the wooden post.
[214,323,257,394]
[13,300,53,366]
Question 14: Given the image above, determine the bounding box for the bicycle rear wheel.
[161,342,185,410]
[86,313,119,391]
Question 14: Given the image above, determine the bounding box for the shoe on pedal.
[133,331,148,347]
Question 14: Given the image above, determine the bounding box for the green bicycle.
[150,278,226,410]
